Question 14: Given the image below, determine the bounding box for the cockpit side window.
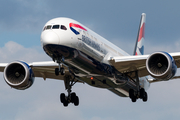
[61,25,67,30]
[46,25,52,30]
[43,26,46,31]
[52,25,60,29]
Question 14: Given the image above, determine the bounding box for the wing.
[0,63,8,72]
[29,61,65,80]
[0,61,67,81]
[109,52,180,78]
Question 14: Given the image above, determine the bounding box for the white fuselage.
[41,17,129,63]
[40,17,149,97]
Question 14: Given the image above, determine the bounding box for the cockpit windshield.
[52,25,60,29]
[43,24,67,31]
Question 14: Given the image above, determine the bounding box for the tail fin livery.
[133,13,146,55]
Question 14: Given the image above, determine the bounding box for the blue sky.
[1,0,180,120]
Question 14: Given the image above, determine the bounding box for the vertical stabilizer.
[133,13,146,55]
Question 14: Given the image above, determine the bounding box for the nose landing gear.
[54,56,65,76]
[55,66,65,76]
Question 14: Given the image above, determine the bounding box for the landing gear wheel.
[139,88,148,102]
[129,89,137,102]
[60,67,65,75]
[70,92,79,106]
[70,92,76,103]
[74,96,79,106]
[132,97,137,102]
[143,92,148,102]
[63,100,68,107]
[60,93,69,107]
[55,68,59,76]
[129,89,134,99]
[60,93,66,103]
[55,67,65,76]
[140,88,145,99]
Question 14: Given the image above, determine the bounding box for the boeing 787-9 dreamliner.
[1,13,180,107]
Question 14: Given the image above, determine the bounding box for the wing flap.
[109,55,148,75]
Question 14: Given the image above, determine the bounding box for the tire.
[60,67,65,75]
[60,93,66,103]
[140,88,145,99]
[143,92,148,102]
[55,68,59,76]
[74,96,79,106]
[63,100,68,107]
[129,89,134,99]
[129,89,137,102]
[132,97,137,102]
[71,92,76,103]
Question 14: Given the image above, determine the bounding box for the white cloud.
[0,41,50,63]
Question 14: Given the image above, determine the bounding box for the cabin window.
[52,25,60,29]
[61,25,67,30]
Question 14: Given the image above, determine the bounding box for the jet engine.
[3,61,35,90]
[146,52,177,80]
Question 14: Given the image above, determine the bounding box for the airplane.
[1,13,180,107]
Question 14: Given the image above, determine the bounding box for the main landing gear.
[129,71,148,102]
[129,88,148,102]
[54,57,79,107]
[60,75,79,107]
[60,92,79,107]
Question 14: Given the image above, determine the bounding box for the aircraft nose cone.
[41,31,60,46]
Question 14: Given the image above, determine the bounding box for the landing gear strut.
[54,57,65,76]
[129,71,148,102]
[55,66,65,76]
[60,75,79,107]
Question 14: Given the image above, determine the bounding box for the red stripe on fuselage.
[69,23,87,31]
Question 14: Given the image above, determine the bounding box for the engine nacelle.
[146,52,177,80]
[3,61,35,90]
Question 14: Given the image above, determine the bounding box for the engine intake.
[4,61,35,90]
[146,52,177,80]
